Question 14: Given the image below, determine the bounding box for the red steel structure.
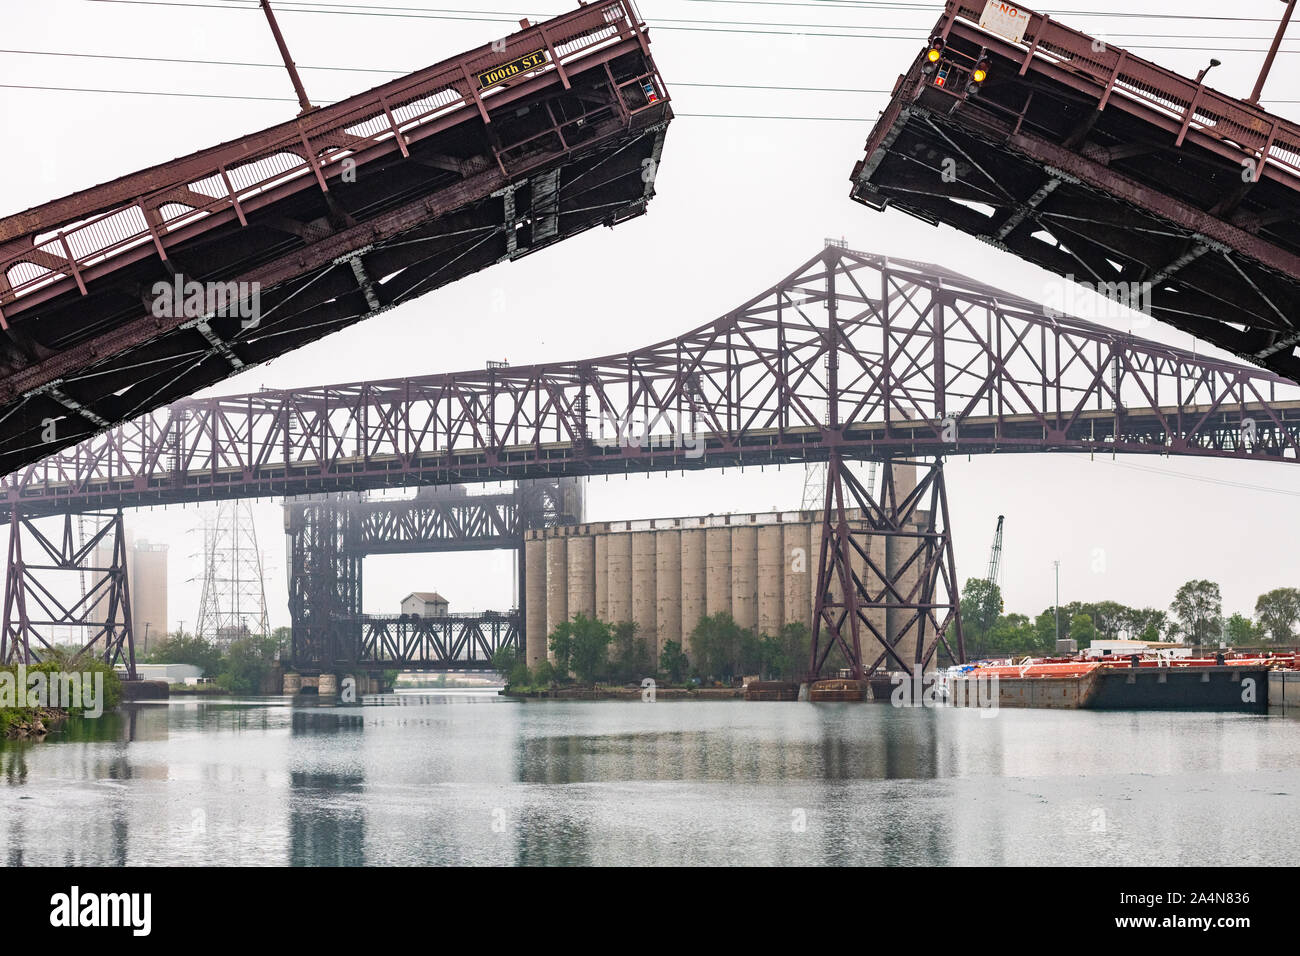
[849,1,1300,382]
[6,243,1300,676]
[0,0,670,476]
[2,509,137,679]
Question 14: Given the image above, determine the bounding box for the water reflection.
[289,704,366,865]
[0,694,1295,865]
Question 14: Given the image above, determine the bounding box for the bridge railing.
[0,0,654,321]
[940,1,1300,185]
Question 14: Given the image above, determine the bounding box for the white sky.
[2,0,1299,631]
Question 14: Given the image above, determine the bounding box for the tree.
[1085,601,1130,640]
[1068,613,1096,645]
[565,613,613,684]
[1121,607,1168,641]
[983,613,1038,656]
[959,578,1002,657]
[1169,579,1222,647]
[1225,612,1262,647]
[531,659,555,687]
[610,620,651,681]
[1254,587,1300,644]
[271,625,291,659]
[491,644,520,676]
[689,612,748,682]
[659,640,689,683]
[547,620,575,676]
[778,622,812,678]
[219,635,277,694]
[149,632,224,677]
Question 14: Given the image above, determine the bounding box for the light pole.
[1248,0,1297,105]
[1053,560,1061,649]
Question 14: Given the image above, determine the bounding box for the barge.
[943,652,1296,712]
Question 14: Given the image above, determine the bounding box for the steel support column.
[809,454,963,680]
[1,508,137,679]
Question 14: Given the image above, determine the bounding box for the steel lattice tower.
[195,501,270,645]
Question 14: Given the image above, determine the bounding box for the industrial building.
[400,592,450,617]
[523,462,925,671]
[93,528,169,656]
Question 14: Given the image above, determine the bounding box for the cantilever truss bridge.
[5,245,1300,677]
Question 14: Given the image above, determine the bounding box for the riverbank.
[501,684,744,700]
[1,706,68,739]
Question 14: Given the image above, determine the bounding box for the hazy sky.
[3,0,1299,631]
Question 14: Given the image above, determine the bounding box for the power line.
[685,0,1295,22]
[80,0,1300,50]
[0,82,889,117]
[0,48,896,92]
[1083,456,1300,498]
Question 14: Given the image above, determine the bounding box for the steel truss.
[810,454,962,680]
[849,1,1300,380]
[357,613,520,671]
[286,479,573,670]
[7,243,1299,521]
[1,508,137,679]
[0,0,670,476]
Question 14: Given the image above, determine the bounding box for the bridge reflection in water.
[2,694,1299,865]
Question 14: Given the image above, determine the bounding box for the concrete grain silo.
[730,523,758,631]
[654,528,681,659]
[606,531,633,625]
[705,526,732,617]
[631,530,658,646]
[757,523,784,637]
[525,534,548,666]
[567,533,596,620]
[545,535,569,658]
[679,525,707,655]
[594,534,609,620]
[783,519,813,632]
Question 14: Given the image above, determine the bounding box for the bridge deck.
[0,0,670,475]
[849,0,1300,380]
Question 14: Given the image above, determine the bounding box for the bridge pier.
[1,507,138,679]
[809,454,964,681]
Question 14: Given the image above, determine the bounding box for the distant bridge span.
[6,243,1299,521]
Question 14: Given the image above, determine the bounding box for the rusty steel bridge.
[0,0,670,478]
[4,244,1298,678]
[850,1,1300,382]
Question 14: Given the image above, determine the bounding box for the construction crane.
[986,515,1005,607]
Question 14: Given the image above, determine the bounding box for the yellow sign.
[477,50,549,90]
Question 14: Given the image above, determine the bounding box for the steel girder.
[0,0,671,475]
[849,1,1300,381]
[6,243,1300,518]
[355,613,521,671]
[285,478,573,670]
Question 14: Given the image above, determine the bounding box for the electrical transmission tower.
[195,500,270,645]
[801,459,878,511]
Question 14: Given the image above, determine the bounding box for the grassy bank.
[1,657,123,739]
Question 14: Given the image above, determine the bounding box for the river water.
[2,691,1296,866]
